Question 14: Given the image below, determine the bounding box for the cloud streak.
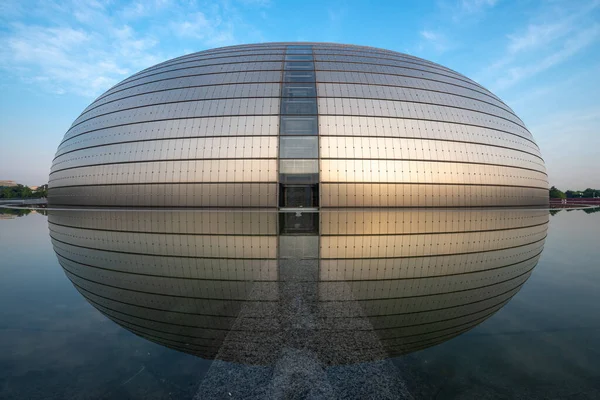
[459,0,498,13]
[482,0,600,90]
[1,23,132,96]
[0,0,265,97]
[419,30,451,52]
[495,24,600,89]
[171,11,235,46]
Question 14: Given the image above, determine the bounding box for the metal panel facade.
[48,43,548,207]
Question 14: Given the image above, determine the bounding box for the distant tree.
[32,188,48,198]
[0,184,47,199]
[0,208,31,216]
[582,188,599,198]
[549,186,566,199]
[1,187,14,198]
[17,185,33,198]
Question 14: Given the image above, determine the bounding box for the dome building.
[48,43,548,207]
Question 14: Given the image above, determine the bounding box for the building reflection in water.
[49,209,548,367]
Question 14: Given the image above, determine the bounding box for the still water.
[0,207,598,399]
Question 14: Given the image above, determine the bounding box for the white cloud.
[438,0,498,23]
[417,30,452,53]
[459,0,498,13]
[0,0,24,19]
[119,0,173,20]
[495,24,600,89]
[420,30,439,41]
[237,0,272,6]
[171,11,235,46]
[120,2,148,19]
[507,21,573,54]
[0,21,155,97]
[0,0,266,97]
[0,2,163,97]
[479,1,600,90]
[414,0,498,55]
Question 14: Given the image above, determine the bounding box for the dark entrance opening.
[279,184,319,208]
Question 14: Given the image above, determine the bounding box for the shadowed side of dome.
[48,42,548,207]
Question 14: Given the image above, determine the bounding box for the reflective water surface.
[0,207,599,399]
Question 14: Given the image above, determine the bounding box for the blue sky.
[0,0,598,189]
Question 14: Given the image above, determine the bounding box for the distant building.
[29,184,48,191]
[0,180,17,187]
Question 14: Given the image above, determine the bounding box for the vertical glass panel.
[280,116,318,135]
[279,159,318,174]
[284,61,314,70]
[284,71,315,82]
[280,136,318,158]
[279,173,319,184]
[285,54,313,61]
[282,84,316,97]
[279,160,319,184]
[280,98,318,115]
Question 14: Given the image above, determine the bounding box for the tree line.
[0,208,32,217]
[550,207,600,216]
[549,186,599,199]
[0,184,47,199]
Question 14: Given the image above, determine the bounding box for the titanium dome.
[49,42,548,207]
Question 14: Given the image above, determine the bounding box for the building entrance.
[279,184,318,208]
